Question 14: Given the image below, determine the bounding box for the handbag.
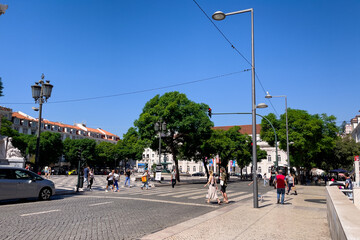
[141,176,147,182]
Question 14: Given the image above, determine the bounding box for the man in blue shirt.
[84,166,89,188]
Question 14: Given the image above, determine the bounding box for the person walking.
[286,173,293,195]
[83,166,89,188]
[171,167,177,188]
[274,170,287,204]
[345,173,353,198]
[124,169,131,187]
[219,167,229,203]
[87,168,95,191]
[141,170,150,190]
[113,169,120,192]
[105,170,115,192]
[263,173,268,186]
[204,170,221,205]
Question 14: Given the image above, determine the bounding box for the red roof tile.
[212,124,261,135]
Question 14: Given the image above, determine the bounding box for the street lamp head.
[256,103,268,109]
[43,80,53,99]
[154,122,160,131]
[32,107,39,111]
[31,82,41,101]
[212,11,226,21]
[265,91,272,99]
[162,122,167,131]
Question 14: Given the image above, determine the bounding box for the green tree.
[116,127,147,168]
[134,91,213,182]
[27,131,63,167]
[96,141,117,167]
[63,138,97,167]
[207,126,266,176]
[330,135,360,170]
[260,109,339,170]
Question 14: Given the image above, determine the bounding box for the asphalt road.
[0,181,273,240]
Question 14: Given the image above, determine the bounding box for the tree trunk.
[172,152,180,182]
[203,158,209,180]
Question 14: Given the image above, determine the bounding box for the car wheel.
[39,188,52,200]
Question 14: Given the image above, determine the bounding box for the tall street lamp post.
[31,74,53,173]
[265,92,290,174]
[213,8,258,208]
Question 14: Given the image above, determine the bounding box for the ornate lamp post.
[31,74,53,173]
[154,119,166,167]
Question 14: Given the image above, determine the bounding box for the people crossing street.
[88,168,95,191]
[204,170,221,205]
[113,169,120,192]
[274,170,287,204]
[219,167,228,204]
[171,167,177,188]
[124,168,131,187]
[141,170,150,190]
[105,170,115,192]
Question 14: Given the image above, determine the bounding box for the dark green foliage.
[63,138,96,167]
[134,91,213,181]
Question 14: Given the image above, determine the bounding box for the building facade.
[137,124,288,177]
[11,111,120,143]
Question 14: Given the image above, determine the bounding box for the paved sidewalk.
[142,185,330,240]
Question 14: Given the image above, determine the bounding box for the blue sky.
[0,0,359,137]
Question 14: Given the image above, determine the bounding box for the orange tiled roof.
[212,124,261,135]
[12,112,119,140]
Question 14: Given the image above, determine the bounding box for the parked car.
[329,181,345,187]
[192,172,205,176]
[0,167,56,201]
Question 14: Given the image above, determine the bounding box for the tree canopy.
[134,91,213,181]
[260,109,340,169]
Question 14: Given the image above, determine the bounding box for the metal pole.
[76,158,81,192]
[159,130,161,165]
[285,97,290,175]
[35,98,43,174]
[250,9,258,208]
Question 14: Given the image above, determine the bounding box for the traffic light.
[77,149,82,159]
[208,108,212,118]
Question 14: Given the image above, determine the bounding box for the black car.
[192,172,205,176]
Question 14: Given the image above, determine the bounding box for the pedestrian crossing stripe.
[188,191,247,199]
[172,190,236,198]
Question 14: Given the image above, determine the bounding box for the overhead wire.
[192,0,280,117]
[1,70,250,105]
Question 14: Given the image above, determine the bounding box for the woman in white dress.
[204,170,221,205]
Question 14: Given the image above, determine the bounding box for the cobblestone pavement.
[0,181,272,240]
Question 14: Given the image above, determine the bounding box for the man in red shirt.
[274,170,288,204]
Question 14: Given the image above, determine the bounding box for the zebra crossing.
[50,175,255,203]
[113,185,253,202]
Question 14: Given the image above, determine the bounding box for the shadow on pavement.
[304,198,326,204]
[0,192,84,206]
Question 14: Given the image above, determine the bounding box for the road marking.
[75,195,218,208]
[231,193,253,201]
[173,190,236,198]
[189,191,247,199]
[20,209,60,217]
[89,201,113,206]
[158,188,199,197]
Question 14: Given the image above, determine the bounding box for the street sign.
[355,156,359,161]
[155,172,162,181]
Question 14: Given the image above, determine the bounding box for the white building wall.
[138,133,288,176]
